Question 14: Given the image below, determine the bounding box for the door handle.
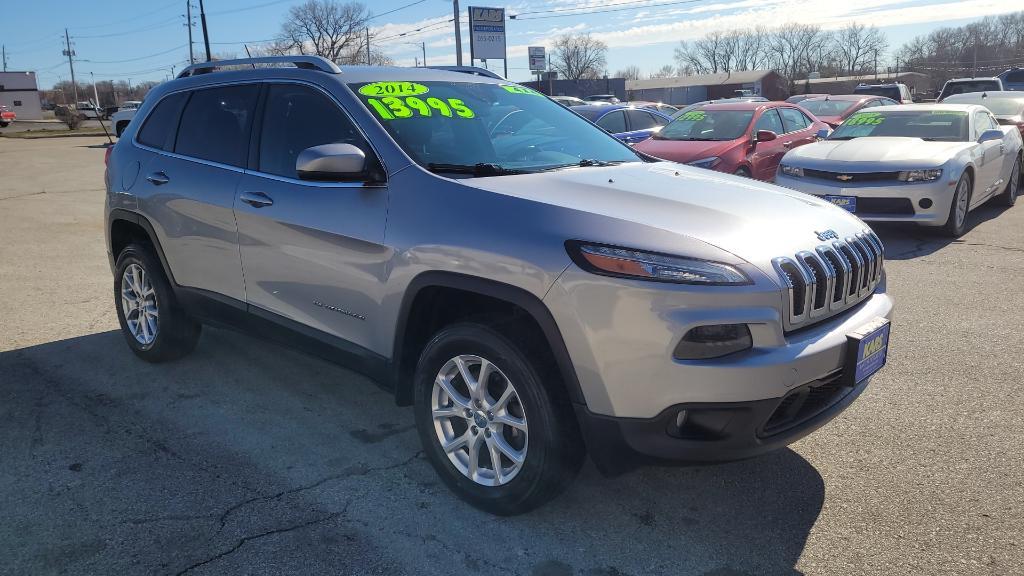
[146,171,169,185]
[240,191,274,208]
[783,141,794,148]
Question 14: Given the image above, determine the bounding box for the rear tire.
[413,322,583,515]
[943,172,972,237]
[997,155,1020,207]
[734,167,751,178]
[114,244,200,362]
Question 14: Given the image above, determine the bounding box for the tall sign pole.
[199,0,212,61]
[453,0,463,66]
[186,1,195,64]
[467,7,506,76]
[63,29,78,105]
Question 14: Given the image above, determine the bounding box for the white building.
[0,71,43,120]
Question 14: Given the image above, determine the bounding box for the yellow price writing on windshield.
[501,85,542,96]
[365,97,475,120]
[680,111,705,121]
[846,112,883,126]
[358,82,429,97]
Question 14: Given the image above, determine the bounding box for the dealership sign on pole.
[528,46,546,71]
[469,6,507,75]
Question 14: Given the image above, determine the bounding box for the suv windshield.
[940,80,1001,100]
[653,109,754,141]
[800,99,856,117]
[829,110,969,142]
[854,86,900,100]
[349,81,639,173]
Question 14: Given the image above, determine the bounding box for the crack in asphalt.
[215,450,423,533]
[959,241,1024,253]
[174,504,350,576]
[0,187,105,202]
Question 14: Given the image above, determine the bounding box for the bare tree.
[615,65,641,80]
[649,64,677,78]
[835,23,888,75]
[551,34,607,80]
[271,0,388,65]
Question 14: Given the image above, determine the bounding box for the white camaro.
[775,104,1023,236]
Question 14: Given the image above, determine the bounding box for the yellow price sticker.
[846,112,883,126]
[501,85,542,96]
[365,96,475,120]
[680,111,706,121]
[358,82,430,97]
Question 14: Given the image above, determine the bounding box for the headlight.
[898,169,942,182]
[566,242,751,285]
[780,164,804,177]
[688,156,721,169]
[674,324,753,359]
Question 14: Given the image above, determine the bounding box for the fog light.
[674,324,752,359]
[919,198,933,209]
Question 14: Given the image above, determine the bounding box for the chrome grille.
[772,229,884,330]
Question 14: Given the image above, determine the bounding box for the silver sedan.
[775,104,1023,236]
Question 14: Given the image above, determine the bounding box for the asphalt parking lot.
[1,136,1022,575]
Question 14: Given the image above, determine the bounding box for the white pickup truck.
[111,101,142,138]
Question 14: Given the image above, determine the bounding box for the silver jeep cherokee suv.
[104,56,893,515]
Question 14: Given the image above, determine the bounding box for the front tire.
[997,155,1021,207]
[413,323,583,515]
[943,172,973,237]
[114,244,200,362]
[734,167,751,178]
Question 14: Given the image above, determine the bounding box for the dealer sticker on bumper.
[845,317,891,384]
[824,195,857,212]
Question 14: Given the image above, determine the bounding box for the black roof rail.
[176,55,341,78]
[425,65,504,80]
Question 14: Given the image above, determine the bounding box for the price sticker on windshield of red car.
[846,111,884,126]
[680,111,706,121]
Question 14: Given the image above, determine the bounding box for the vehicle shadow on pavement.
[874,201,1012,260]
[1,328,823,576]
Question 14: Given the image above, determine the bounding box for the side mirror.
[816,128,830,139]
[296,143,367,181]
[977,129,1004,143]
[755,130,777,142]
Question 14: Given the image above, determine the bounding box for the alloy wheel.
[121,263,159,345]
[955,177,969,228]
[431,354,528,486]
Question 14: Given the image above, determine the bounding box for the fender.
[391,271,587,408]
[108,208,177,286]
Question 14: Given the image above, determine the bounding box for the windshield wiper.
[829,136,857,140]
[426,162,526,176]
[538,159,627,171]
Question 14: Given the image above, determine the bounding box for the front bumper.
[545,263,893,473]
[576,368,868,475]
[774,172,955,226]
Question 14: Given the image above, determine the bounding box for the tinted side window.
[754,109,784,134]
[597,111,626,133]
[175,84,259,167]
[779,107,809,132]
[625,109,659,130]
[137,92,187,150]
[258,84,368,179]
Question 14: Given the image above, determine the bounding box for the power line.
[376,18,453,42]
[70,0,182,30]
[367,0,428,21]
[511,0,705,20]
[74,16,183,39]
[78,45,188,65]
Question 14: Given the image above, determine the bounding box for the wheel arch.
[108,209,177,286]
[391,271,585,408]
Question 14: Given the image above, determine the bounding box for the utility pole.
[972,33,977,78]
[366,27,371,65]
[421,41,427,67]
[90,72,101,108]
[2,45,7,72]
[199,0,211,61]
[186,1,195,64]
[453,0,463,66]
[63,29,79,105]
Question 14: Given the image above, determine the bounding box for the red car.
[634,101,829,181]
[796,94,898,128]
[0,105,15,127]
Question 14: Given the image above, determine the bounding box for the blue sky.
[2,0,1020,89]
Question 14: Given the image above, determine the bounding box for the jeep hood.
[465,161,868,278]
